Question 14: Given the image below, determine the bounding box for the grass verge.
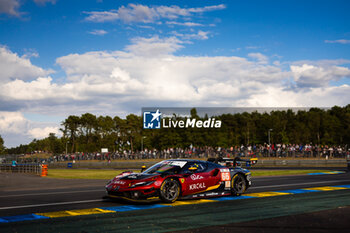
[47,169,127,179]
[46,169,333,179]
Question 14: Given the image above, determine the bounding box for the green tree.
[80,113,97,151]
[61,115,81,153]
[0,135,5,154]
[48,133,62,154]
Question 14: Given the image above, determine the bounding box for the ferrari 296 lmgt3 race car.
[106,158,254,203]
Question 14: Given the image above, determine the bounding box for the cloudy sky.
[0,0,349,147]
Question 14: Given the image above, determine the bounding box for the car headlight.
[130,180,155,188]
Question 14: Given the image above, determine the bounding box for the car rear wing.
[208,157,258,168]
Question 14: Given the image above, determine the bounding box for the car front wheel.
[159,178,180,203]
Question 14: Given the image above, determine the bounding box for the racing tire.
[159,178,180,203]
[231,174,247,196]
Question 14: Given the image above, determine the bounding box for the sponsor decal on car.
[190,174,204,180]
[189,182,206,190]
[169,161,187,168]
[114,180,126,185]
[205,192,219,196]
[115,172,133,178]
[221,172,231,181]
[220,168,230,173]
[180,178,185,183]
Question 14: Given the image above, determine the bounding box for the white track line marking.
[250,179,350,190]
[0,189,104,198]
[0,199,104,210]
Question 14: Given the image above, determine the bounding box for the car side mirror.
[141,165,146,172]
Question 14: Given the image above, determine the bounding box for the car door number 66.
[221,172,231,181]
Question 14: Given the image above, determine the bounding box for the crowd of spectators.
[2,143,348,164]
[46,143,349,162]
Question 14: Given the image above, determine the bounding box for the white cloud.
[88,29,108,35]
[0,111,29,134]
[195,30,209,40]
[290,64,350,88]
[2,39,349,112]
[247,85,350,107]
[0,0,20,16]
[117,4,158,23]
[84,4,226,23]
[246,46,260,50]
[84,10,119,22]
[28,126,60,139]
[1,77,71,101]
[188,4,226,13]
[1,40,350,147]
[0,111,60,147]
[325,39,350,44]
[124,36,183,56]
[156,4,225,19]
[0,46,53,83]
[172,30,210,40]
[291,59,350,67]
[33,0,56,5]
[0,40,288,114]
[166,21,203,27]
[0,0,56,17]
[22,50,39,59]
[248,53,269,64]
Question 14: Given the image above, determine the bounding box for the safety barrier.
[46,158,347,169]
[0,163,42,175]
[41,164,48,177]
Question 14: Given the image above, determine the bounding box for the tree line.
[3,105,350,155]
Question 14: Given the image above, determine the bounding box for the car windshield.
[143,160,187,174]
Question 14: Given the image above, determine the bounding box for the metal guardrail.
[0,163,42,175]
[256,159,347,167]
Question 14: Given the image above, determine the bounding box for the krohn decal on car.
[189,182,206,190]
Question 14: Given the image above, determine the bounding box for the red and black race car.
[106,159,253,203]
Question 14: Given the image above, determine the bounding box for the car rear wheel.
[159,178,180,203]
[231,174,247,196]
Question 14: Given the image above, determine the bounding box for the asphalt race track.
[1,170,350,232]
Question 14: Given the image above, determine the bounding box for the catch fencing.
[47,159,348,169]
[0,163,42,175]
